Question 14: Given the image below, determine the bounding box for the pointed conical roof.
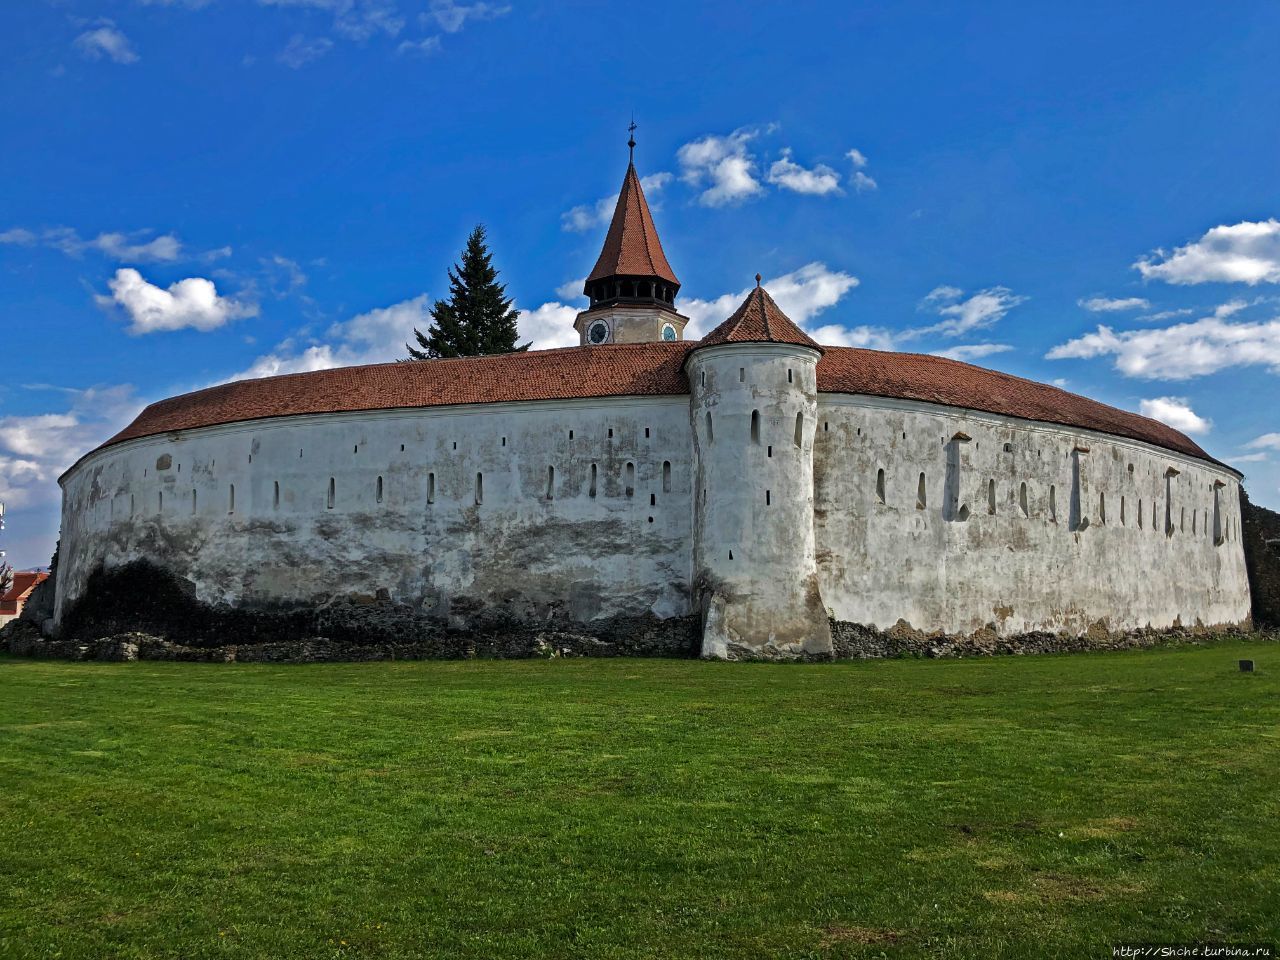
[698,282,822,351]
[586,163,680,288]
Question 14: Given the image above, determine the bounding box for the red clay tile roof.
[74,342,1229,476]
[585,164,680,288]
[698,283,822,351]
[1,571,48,606]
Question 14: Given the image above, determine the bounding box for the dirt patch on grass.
[818,924,902,947]
[1075,816,1140,839]
[984,873,1143,908]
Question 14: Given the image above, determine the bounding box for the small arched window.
[916,473,927,510]
[751,410,760,444]
[876,468,886,504]
[1019,482,1029,518]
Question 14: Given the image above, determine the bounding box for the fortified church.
[50,141,1253,659]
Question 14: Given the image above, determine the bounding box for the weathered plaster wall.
[687,344,831,658]
[813,395,1250,637]
[55,396,694,630]
[54,384,1252,653]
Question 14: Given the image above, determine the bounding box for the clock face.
[588,320,609,344]
[661,323,677,342]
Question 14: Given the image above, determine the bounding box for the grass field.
[2,641,1278,959]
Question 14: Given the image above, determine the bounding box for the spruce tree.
[405,225,529,360]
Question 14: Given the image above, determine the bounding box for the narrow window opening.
[625,462,635,497]
[788,368,793,383]
[353,445,358,454]
[158,491,163,514]
[1099,491,1107,524]
[299,448,303,458]
[1121,496,1126,525]
[916,473,927,510]
[650,493,656,506]
[546,465,555,500]
[376,476,384,503]
[644,427,650,438]
[987,479,997,515]
[662,461,672,493]
[766,489,772,506]
[876,468,886,504]
[824,422,829,432]
[192,489,197,515]
[228,484,235,514]
[453,441,457,450]
[751,410,760,444]
[130,494,135,516]
[728,549,733,560]
[589,463,598,498]
[1192,510,1197,534]
[608,427,614,439]
[475,472,483,505]
[428,472,436,504]
[502,437,506,447]
[701,370,706,387]
[1019,482,1029,518]
[273,481,280,510]
[568,430,574,440]
[794,412,804,448]
[1050,485,1057,522]
[1180,506,1186,532]
[739,367,745,383]
[767,445,773,458]
[648,516,654,523]
[1138,499,1144,529]
[248,454,252,464]
[706,412,714,443]
[1003,442,1013,453]
[327,477,335,510]
[400,444,405,452]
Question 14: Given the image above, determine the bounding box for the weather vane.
[628,116,637,163]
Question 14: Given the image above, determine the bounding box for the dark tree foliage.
[405,225,529,360]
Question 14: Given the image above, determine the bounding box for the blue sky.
[2,0,1279,568]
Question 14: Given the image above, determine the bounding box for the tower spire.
[627,116,637,165]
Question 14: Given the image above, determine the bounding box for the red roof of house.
[75,341,1227,476]
[585,163,680,288]
[698,283,822,351]
[0,571,48,611]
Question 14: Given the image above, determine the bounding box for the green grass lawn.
[2,642,1278,959]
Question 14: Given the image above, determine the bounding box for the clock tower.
[574,129,688,346]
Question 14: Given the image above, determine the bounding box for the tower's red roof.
[586,164,680,287]
[697,283,822,351]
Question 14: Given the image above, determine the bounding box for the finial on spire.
[627,116,637,164]
[755,273,762,287]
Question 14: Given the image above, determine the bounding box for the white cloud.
[518,303,580,351]
[0,385,142,510]
[677,129,765,207]
[555,278,587,301]
[847,148,868,168]
[681,262,860,339]
[918,285,1027,337]
[96,268,258,335]
[235,294,430,379]
[397,36,441,55]
[1046,307,1280,380]
[258,0,405,41]
[1138,397,1212,435]
[930,343,1014,362]
[766,150,842,196]
[1234,452,1269,463]
[278,34,334,67]
[560,172,672,233]
[426,0,510,32]
[1247,433,1280,451]
[850,171,877,192]
[1135,219,1280,285]
[74,21,139,64]
[1079,296,1151,312]
[0,226,206,263]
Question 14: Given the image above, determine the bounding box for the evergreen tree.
[405,225,529,360]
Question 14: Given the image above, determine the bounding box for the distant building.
[1,571,49,627]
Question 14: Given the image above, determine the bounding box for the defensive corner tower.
[686,279,832,659]
[575,132,689,346]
